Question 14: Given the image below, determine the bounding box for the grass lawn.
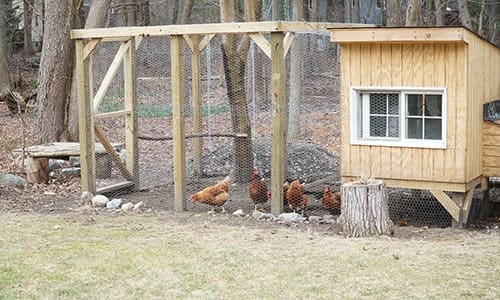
[0,212,498,299]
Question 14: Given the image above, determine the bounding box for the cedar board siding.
[465,32,500,179]
[339,42,468,183]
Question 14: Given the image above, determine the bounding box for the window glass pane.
[388,94,399,114]
[425,95,442,116]
[425,119,442,140]
[407,94,423,116]
[407,118,423,139]
[388,116,399,137]
[370,116,386,137]
[370,94,387,114]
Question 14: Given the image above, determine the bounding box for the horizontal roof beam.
[71,21,373,40]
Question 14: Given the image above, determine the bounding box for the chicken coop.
[330,27,500,226]
[71,21,369,217]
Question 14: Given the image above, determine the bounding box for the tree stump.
[24,157,49,184]
[340,180,393,238]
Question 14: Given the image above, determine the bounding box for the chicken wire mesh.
[87,30,479,227]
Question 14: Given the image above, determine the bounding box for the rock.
[308,216,322,223]
[48,159,66,171]
[133,201,145,211]
[61,167,81,177]
[0,174,27,188]
[121,202,134,212]
[106,198,122,209]
[252,210,264,219]
[260,213,276,220]
[80,191,93,205]
[118,149,126,163]
[322,214,336,224]
[92,195,109,207]
[69,156,81,167]
[278,212,305,223]
[232,209,245,216]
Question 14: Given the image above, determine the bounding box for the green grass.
[0,212,498,299]
[98,101,229,118]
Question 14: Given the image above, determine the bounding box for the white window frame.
[350,87,447,149]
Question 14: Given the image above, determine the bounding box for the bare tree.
[36,0,78,143]
[287,0,304,141]
[0,0,10,94]
[434,0,444,26]
[68,0,112,141]
[328,0,345,22]
[181,0,195,24]
[272,0,282,20]
[23,0,35,55]
[220,0,260,183]
[386,0,403,26]
[406,0,423,26]
[457,0,473,30]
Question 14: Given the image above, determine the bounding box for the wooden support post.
[76,39,96,194]
[270,32,286,216]
[124,37,139,189]
[190,35,203,176]
[451,189,474,228]
[171,35,186,212]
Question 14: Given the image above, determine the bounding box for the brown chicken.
[285,179,308,214]
[189,176,230,213]
[249,169,270,211]
[322,185,341,215]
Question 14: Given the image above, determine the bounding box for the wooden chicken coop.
[330,27,500,226]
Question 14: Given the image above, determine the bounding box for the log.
[24,157,49,184]
[340,179,393,238]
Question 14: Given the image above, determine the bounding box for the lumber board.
[283,32,294,57]
[94,125,133,182]
[190,35,203,176]
[96,181,135,196]
[330,27,466,43]
[341,176,470,192]
[431,190,460,222]
[484,145,500,157]
[95,109,132,119]
[124,37,139,186]
[83,38,101,60]
[483,122,500,136]
[248,33,271,59]
[12,142,123,157]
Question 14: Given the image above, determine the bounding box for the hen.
[189,176,230,213]
[285,179,308,214]
[322,185,341,215]
[249,169,270,211]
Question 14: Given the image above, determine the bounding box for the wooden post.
[191,35,203,176]
[270,32,286,216]
[123,38,139,189]
[451,189,474,228]
[75,39,96,194]
[171,35,186,212]
[341,180,393,238]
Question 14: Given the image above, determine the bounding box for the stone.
[252,210,264,219]
[48,159,65,171]
[260,213,276,220]
[133,201,145,211]
[232,209,245,216]
[92,195,109,207]
[278,212,305,223]
[0,174,27,188]
[106,198,122,209]
[61,167,81,177]
[121,202,134,212]
[80,191,93,205]
[69,156,81,167]
[308,216,322,223]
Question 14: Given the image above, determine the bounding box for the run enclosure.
[71,21,368,215]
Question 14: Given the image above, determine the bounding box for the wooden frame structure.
[330,27,500,227]
[71,21,371,214]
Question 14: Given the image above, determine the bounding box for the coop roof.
[329,26,498,47]
[70,21,373,40]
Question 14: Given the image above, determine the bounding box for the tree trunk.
[328,0,344,22]
[67,0,112,142]
[0,0,10,93]
[23,0,35,55]
[434,0,444,26]
[386,0,402,26]
[341,180,393,238]
[488,1,500,46]
[220,0,256,183]
[37,0,76,143]
[24,157,49,184]
[272,0,282,20]
[181,0,195,24]
[287,0,304,142]
[457,0,473,31]
[405,0,422,26]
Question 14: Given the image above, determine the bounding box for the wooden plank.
[11,142,123,157]
[182,34,195,52]
[432,149,445,181]
[248,33,271,59]
[360,44,370,85]
[484,156,500,167]
[379,44,391,86]
[483,122,500,136]
[75,39,96,194]
[430,190,460,222]
[379,147,391,178]
[445,44,457,149]
[484,145,500,156]
[83,38,101,60]
[124,37,139,187]
[483,166,500,177]
[283,32,294,57]
[96,181,134,195]
[411,148,423,180]
[370,43,381,85]
[270,32,286,215]
[339,44,351,177]
[455,44,467,150]
[71,21,369,40]
[199,34,215,51]
[330,27,466,43]
[401,148,412,180]
[461,189,474,224]
[95,109,132,119]
[370,146,381,178]
[391,44,402,86]
[359,146,371,176]
[390,147,401,179]
[341,176,469,192]
[454,149,466,182]
[190,35,203,176]
[92,41,130,111]
[401,44,413,86]
[171,35,186,212]
[94,124,134,182]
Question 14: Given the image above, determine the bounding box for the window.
[351,87,446,148]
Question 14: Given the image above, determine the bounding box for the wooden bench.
[12,142,124,183]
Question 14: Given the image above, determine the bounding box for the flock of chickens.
[189,169,341,215]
